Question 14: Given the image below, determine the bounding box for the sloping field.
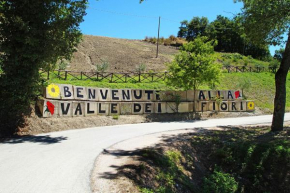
[69,35,178,72]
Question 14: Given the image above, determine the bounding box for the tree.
[177,20,188,39]
[166,36,222,109]
[0,0,87,136]
[178,17,208,41]
[236,0,290,131]
[274,48,285,62]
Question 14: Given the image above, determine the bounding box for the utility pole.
[156,16,161,58]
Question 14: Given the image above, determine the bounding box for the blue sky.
[80,0,282,55]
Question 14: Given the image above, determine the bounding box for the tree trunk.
[271,33,290,131]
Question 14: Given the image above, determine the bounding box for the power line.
[87,7,158,19]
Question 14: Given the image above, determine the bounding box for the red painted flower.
[46,101,55,115]
[235,91,240,99]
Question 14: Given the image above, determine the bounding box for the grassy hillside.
[47,35,288,112]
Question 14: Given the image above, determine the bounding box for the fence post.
[138,73,141,82]
[81,71,83,80]
[125,74,127,83]
[111,73,113,83]
[65,71,68,80]
[164,71,167,80]
[152,74,154,82]
[47,71,50,80]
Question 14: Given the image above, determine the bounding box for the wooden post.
[47,71,50,80]
[65,71,68,80]
[111,73,113,83]
[156,16,161,58]
[81,71,83,80]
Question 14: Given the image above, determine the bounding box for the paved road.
[1,113,290,193]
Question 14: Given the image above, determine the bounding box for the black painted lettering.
[63,86,72,97]
[133,90,142,100]
[155,91,161,101]
[111,90,119,100]
[61,103,71,115]
[232,102,237,111]
[240,102,244,110]
[208,91,212,100]
[145,90,153,100]
[88,89,96,100]
[87,103,95,114]
[111,103,118,114]
[201,102,207,112]
[228,91,233,99]
[157,103,161,113]
[75,103,82,115]
[100,89,108,100]
[77,87,84,98]
[221,102,228,111]
[98,103,106,114]
[199,91,205,100]
[133,103,142,113]
[122,90,131,100]
[145,103,152,113]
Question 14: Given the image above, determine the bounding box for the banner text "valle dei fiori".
[38,84,255,118]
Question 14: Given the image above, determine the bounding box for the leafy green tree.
[178,17,209,41]
[177,20,188,39]
[274,48,285,62]
[236,0,290,131]
[166,37,222,110]
[0,0,87,136]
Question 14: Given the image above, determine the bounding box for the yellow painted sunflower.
[47,84,60,98]
[247,101,255,110]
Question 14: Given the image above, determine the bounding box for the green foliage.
[177,15,271,60]
[95,60,109,73]
[112,115,119,120]
[236,0,290,46]
[139,148,194,193]
[203,168,238,193]
[274,48,285,62]
[58,60,69,70]
[0,0,87,137]
[166,37,222,91]
[135,63,147,73]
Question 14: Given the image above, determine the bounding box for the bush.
[203,168,238,193]
[136,63,147,73]
[95,60,109,73]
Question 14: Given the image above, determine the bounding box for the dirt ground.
[68,35,178,73]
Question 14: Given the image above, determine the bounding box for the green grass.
[215,52,271,67]
[45,72,290,112]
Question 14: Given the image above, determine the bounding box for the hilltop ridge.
[68,35,178,72]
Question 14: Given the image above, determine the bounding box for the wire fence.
[39,66,278,83]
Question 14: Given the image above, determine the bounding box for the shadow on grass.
[97,126,290,193]
[1,135,68,145]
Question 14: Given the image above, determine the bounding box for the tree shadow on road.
[1,135,68,145]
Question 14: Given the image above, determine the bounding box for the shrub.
[203,168,238,193]
[95,60,109,73]
[136,63,147,73]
